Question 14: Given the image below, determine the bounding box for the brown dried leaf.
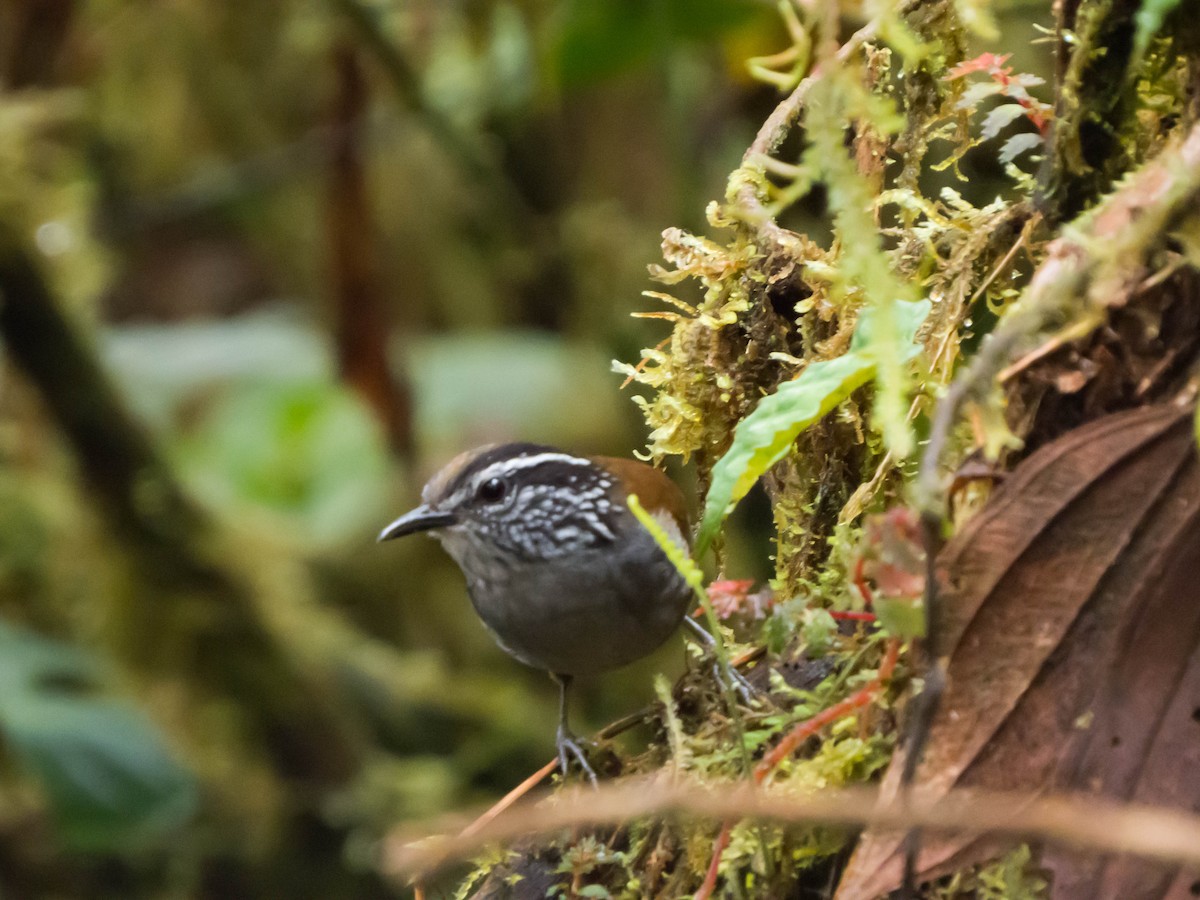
[836,402,1200,900]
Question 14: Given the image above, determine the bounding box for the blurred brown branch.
[0,227,363,784]
[0,0,74,89]
[327,42,413,456]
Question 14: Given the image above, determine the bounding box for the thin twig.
[898,513,945,898]
[460,759,559,840]
[961,214,1039,314]
[383,779,1200,880]
[734,20,881,243]
[695,825,732,900]
[995,313,1106,383]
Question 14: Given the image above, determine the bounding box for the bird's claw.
[556,727,599,787]
[714,660,757,704]
[685,617,759,704]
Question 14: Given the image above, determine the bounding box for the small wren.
[378,443,694,782]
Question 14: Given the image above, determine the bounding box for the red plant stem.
[758,636,899,783]
[852,557,874,607]
[830,610,877,622]
[836,557,878,620]
[878,637,901,680]
[696,638,901,898]
[754,675,879,779]
[696,825,733,900]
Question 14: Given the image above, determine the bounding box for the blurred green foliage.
[554,0,760,86]
[101,315,627,544]
[176,380,390,544]
[0,0,782,894]
[0,622,196,851]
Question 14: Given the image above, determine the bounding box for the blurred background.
[0,1,784,895]
[0,0,1051,896]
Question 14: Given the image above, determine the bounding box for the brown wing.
[590,456,690,540]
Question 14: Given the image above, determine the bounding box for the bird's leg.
[684,617,756,703]
[552,673,598,786]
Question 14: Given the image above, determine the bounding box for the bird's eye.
[476,477,507,503]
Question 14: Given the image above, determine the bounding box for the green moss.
[462,0,1196,894]
[931,845,1049,899]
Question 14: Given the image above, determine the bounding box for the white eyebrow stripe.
[475,452,593,482]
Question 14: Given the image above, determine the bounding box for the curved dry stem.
[383,778,1200,881]
[734,20,880,245]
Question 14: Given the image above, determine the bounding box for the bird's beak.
[377,505,458,542]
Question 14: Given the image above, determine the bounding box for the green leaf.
[555,0,660,87]
[177,381,390,544]
[0,622,197,850]
[873,595,926,639]
[554,0,760,88]
[1132,0,1182,71]
[696,299,929,555]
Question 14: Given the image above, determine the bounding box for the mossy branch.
[1036,0,1148,219]
[916,116,1200,518]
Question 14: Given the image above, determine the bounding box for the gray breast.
[465,514,691,675]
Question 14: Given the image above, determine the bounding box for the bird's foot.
[713,660,757,704]
[685,617,758,703]
[556,726,599,787]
